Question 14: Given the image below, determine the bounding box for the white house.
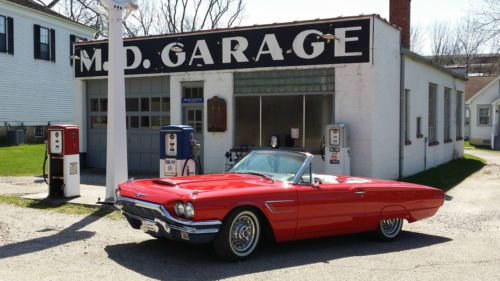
[0,0,95,144]
[71,0,466,179]
[466,75,500,150]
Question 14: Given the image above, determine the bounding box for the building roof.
[466,75,500,104]
[402,48,468,81]
[3,0,96,32]
[465,76,498,101]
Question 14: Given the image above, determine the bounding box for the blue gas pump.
[160,125,201,177]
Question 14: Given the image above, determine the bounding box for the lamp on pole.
[100,0,138,203]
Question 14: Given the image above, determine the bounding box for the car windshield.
[229,150,308,181]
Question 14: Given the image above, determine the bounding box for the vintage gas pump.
[47,125,80,198]
[324,124,351,176]
[159,125,201,177]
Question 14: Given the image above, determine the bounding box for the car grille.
[119,200,161,221]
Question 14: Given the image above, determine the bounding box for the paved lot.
[0,150,499,280]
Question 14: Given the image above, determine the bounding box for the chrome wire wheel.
[228,211,260,257]
[379,218,403,238]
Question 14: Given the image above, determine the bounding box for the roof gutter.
[401,48,468,81]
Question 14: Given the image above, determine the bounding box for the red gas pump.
[47,125,80,198]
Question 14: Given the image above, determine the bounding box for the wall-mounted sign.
[182,97,204,104]
[75,18,371,78]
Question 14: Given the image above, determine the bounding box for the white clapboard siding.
[0,0,95,126]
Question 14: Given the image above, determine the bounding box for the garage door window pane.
[262,96,302,148]
[235,96,260,146]
[151,98,161,111]
[130,116,139,128]
[161,116,170,126]
[141,98,150,112]
[100,116,107,128]
[100,99,108,112]
[126,98,139,111]
[90,99,99,112]
[151,116,160,129]
[141,116,150,128]
[90,116,99,128]
[162,98,170,112]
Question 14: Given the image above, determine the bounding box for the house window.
[416,117,423,138]
[34,126,45,137]
[0,16,5,53]
[428,83,438,145]
[444,88,451,142]
[478,105,491,126]
[40,27,49,60]
[34,25,55,61]
[456,91,463,139]
[0,15,13,54]
[404,89,411,144]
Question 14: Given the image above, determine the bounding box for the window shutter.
[50,28,56,62]
[34,24,40,59]
[70,34,76,66]
[7,17,13,55]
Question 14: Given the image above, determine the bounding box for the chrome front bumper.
[115,196,221,244]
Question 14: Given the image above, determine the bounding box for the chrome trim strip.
[116,196,222,227]
[264,200,295,214]
[123,212,220,234]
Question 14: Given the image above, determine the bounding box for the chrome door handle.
[354,190,366,196]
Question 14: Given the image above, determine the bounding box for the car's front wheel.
[375,218,403,241]
[213,208,261,261]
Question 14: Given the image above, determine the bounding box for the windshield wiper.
[229,171,275,183]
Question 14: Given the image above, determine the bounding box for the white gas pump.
[324,124,351,176]
[159,125,201,177]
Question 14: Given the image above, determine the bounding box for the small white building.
[71,0,466,179]
[466,75,500,150]
[0,0,95,143]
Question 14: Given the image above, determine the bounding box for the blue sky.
[241,0,476,54]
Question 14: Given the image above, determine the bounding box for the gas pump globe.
[47,125,80,198]
[324,124,351,176]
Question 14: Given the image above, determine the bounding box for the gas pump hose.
[42,146,48,184]
[181,156,203,176]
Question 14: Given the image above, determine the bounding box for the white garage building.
[72,1,465,179]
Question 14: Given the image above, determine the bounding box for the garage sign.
[75,18,371,77]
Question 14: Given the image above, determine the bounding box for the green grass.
[0,144,46,176]
[402,154,486,192]
[464,140,499,152]
[0,194,122,220]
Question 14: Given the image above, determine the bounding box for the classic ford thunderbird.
[115,150,444,261]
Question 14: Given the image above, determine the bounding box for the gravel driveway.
[0,150,499,281]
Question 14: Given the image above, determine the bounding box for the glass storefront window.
[235,97,260,146]
[126,98,139,111]
[162,97,170,112]
[141,98,150,112]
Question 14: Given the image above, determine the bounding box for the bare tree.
[429,21,457,65]
[409,25,425,54]
[455,14,488,76]
[155,0,244,35]
[477,0,500,41]
[35,0,245,38]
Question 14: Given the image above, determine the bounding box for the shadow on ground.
[0,207,114,260]
[105,231,451,280]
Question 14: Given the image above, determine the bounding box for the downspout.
[398,49,405,179]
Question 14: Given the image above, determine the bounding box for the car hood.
[118,173,274,204]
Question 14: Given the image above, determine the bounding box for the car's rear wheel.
[213,208,261,261]
[375,218,403,241]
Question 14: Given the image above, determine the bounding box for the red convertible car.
[115,150,444,261]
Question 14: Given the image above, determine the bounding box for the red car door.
[295,182,368,240]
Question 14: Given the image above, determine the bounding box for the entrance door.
[183,106,204,163]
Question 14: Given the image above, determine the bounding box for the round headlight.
[184,202,195,219]
[174,201,185,216]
